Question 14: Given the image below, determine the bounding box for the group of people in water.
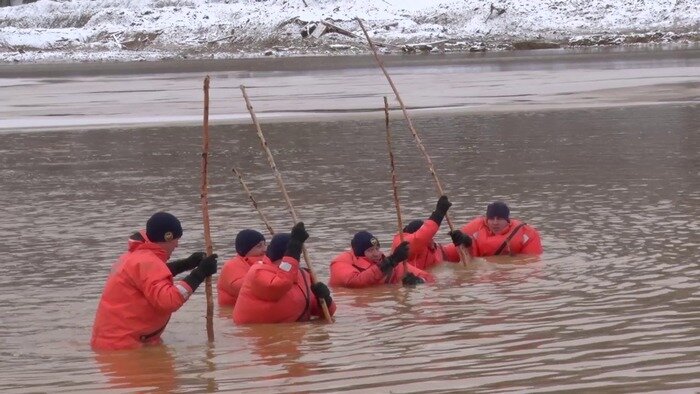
[91,196,542,350]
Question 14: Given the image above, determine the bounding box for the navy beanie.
[486,201,510,221]
[235,229,265,256]
[403,219,424,234]
[146,212,183,242]
[351,231,380,257]
[266,233,291,262]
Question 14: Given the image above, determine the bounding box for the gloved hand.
[402,272,425,286]
[183,254,218,292]
[167,252,206,276]
[378,241,410,274]
[311,282,332,306]
[429,195,452,225]
[285,222,309,261]
[449,230,472,247]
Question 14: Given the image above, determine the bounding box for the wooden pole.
[357,18,469,266]
[383,97,407,271]
[239,85,333,323]
[200,76,215,342]
[232,167,275,236]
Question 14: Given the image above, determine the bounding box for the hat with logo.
[351,230,380,257]
[146,212,183,242]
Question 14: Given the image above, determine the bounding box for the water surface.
[0,49,698,393]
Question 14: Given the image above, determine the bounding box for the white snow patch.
[0,0,698,63]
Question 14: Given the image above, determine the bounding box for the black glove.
[183,254,218,292]
[167,252,206,276]
[449,230,472,247]
[378,241,410,274]
[285,222,309,261]
[310,282,332,306]
[402,272,425,286]
[429,195,452,225]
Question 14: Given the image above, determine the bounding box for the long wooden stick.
[357,18,469,266]
[200,76,215,342]
[232,167,275,236]
[239,85,333,323]
[383,97,407,272]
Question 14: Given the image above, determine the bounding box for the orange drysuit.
[391,219,450,270]
[444,217,543,259]
[217,255,266,307]
[233,257,337,324]
[329,250,435,288]
[91,231,194,350]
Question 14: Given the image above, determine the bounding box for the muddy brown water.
[0,48,698,392]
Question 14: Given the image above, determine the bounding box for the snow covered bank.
[1,0,698,63]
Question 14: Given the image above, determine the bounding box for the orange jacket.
[329,250,435,287]
[444,217,543,259]
[391,219,447,270]
[91,232,193,350]
[232,257,337,324]
[217,255,266,307]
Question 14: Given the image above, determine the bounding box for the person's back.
[233,223,336,324]
[233,258,318,323]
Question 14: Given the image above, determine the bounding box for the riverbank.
[1,0,698,64]
[1,47,697,133]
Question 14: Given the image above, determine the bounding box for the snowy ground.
[0,0,699,63]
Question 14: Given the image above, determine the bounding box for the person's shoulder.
[222,254,244,265]
[512,219,540,233]
[330,250,354,264]
[463,216,486,228]
[244,261,276,279]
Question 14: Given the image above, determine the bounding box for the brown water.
[0,49,699,392]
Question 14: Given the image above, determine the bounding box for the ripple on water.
[1,103,699,392]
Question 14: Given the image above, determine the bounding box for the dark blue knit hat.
[266,233,291,262]
[351,231,380,257]
[146,212,183,242]
[235,229,266,256]
[403,219,423,234]
[486,201,510,221]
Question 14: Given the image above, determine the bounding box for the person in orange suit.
[390,195,455,274]
[329,231,434,287]
[444,201,543,259]
[91,212,218,350]
[233,222,337,324]
[217,229,267,307]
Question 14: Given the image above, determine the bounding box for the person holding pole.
[329,231,434,288]
[444,201,543,258]
[391,195,456,275]
[91,212,218,351]
[233,222,337,324]
[217,229,267,307]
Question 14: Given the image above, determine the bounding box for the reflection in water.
[240,324,324,378]
[0,101,698,392]
[94,346,179,392]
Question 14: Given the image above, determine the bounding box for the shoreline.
[1,43,698,78]
[3,101,696,135]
